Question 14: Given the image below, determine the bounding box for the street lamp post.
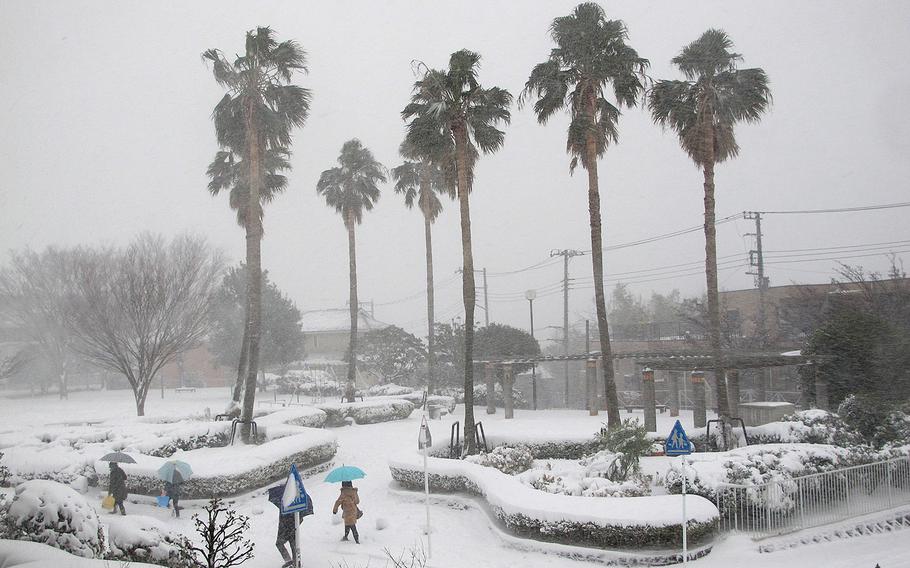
[525,290,537,410]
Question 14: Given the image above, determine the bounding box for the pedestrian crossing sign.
[281,464,312,514]
[665,420,693,456]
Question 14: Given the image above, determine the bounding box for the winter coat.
[164,481,181,500]
[109,466,128,501]
[332,487,360,525]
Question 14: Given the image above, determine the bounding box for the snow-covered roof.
[300,308,390,333]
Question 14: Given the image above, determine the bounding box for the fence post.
[887,459,893,508]
[642,367,657,432]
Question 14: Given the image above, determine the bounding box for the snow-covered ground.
[1,388,906,567]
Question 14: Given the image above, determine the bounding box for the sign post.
[665,420,693,566]
[418,415,433,558]
[281,464,311,568]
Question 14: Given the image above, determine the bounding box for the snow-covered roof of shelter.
[300,308,390,333]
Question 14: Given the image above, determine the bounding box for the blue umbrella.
[157,460,193,483]
[324,465,366,483]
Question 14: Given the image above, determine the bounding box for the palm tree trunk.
[454,125,477,454]
[346,212,358,403]
[585,95,620,428]
[230,315,250,410]
[240,103,263,442]
[703,152,731,418]
[424,212,436,396]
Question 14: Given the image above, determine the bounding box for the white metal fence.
[716,456,910,538]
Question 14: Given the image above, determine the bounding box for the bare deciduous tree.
[67,234,222,416]
[0,248,80,398]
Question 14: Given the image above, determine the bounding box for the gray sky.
[2,0,909,338]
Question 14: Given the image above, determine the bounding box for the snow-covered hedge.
[275,369,345,396]
[316,399,415,426]
[0,540,162,568]
[95,429,337,499]
[105,515,194,567]
[465,446,534,475]
[664,443,878,503]
[0,480,105,558]
[389,451,718,549]
[366,383,414,396]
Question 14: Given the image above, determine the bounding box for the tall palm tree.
[649,29,771,418]
[317,139,387,402]
[204,28,310,436]
[522,3,648,428]
[206,147,291,404]
[391,141,453,395]
[402,50,511,454]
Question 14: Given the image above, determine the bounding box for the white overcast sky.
[2,0,909,338]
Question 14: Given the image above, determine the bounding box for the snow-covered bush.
[0,451,8,486]
[521,467,650,498]
[105,515,194,567]
[316,400,415,426]
[99,439,337,499]
[1,480,105,558]
[146,431,229,458]
[465,446,534,475]
[276,369,344,397]
[838,395,910,449]
[389,465,715,548]
[594,419,652,481]
[663,444,876,506]
[366,383,414,397]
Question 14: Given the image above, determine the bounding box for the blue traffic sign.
[281,464,313,515]
[665,420,693,456]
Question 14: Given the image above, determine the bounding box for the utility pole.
[550,249,586,407]
[745,211,770,401]
[456,267,489,326]
[744,211,769,342]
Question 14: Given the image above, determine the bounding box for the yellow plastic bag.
[101,495,115,510]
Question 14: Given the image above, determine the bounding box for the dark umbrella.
[99,451,137,464]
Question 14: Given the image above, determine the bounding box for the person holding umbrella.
[158,460,192,519]
[108,462,128,515]
[267,484,310,568]
[100,451,135,516]
[326,466,366,544]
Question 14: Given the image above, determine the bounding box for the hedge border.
[389,460,718,550]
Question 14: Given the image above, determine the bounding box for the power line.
[484,257,561,277]
[763,239,910,255]
[754,201,910,215]
[590,212,742,253]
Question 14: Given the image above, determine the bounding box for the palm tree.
[206,147,291,404]
[522,3,648,428]
[204,28,310,436]
[317,139,387,402]
[402,50,511,454]
[649,29,771,418]
[391,141,453,395]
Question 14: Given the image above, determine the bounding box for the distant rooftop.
[300,308,390,333]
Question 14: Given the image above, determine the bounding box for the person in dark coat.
[164,480,182,518]
[108,462,128,515]
[332,480,360,544]
[275,512,299,568]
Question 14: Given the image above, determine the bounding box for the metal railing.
[716,456,910,539]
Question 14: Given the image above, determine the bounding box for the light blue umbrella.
[324,465,366,483]
[157,460,193,484]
